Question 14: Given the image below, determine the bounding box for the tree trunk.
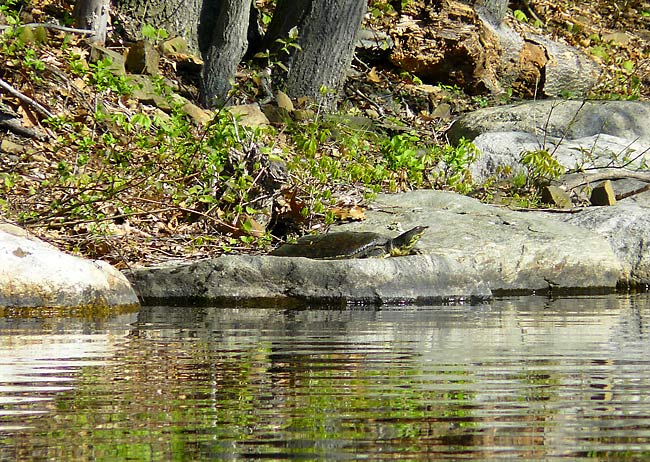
[200,0,252,107]
[73,0,110,44]
[113,0,203,53]
[264,0,366,106]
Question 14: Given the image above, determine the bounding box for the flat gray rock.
[129,253,492,306]
[335,191,622,294]
[126,190,624,305]
[0,225,138,309]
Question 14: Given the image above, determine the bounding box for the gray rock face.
[557,196,650,288]
[129,254,492,306]
[446,100,650,184]
[336,191,622,294]
[0,225,139,309]
[448,100,650,142]
[126,190,623,305]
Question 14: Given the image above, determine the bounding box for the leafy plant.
[141,24,169,42]
[437,138,480,193]
[253,26,302,73]
[88,58,133,95]
[520,149,564,186]
[513,9,528,22]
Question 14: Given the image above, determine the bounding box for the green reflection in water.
[6,335,483,460]
[3,295,650,461]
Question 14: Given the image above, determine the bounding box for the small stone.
[590,180,617,206]
[180,102,212,125]
[293,109,315,121]
[126,40,160,75]
[158,37,188,56]
[1,139,24,155]
[431,103,451,120]
[365,108,380,119]
[541,185,572,208]
[275,90,294,112]
[89,44,126,75]
[261,104,291,124]
[602,32,630,46]
[227,104,270,127]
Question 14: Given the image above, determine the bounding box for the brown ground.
[0,0,647,267]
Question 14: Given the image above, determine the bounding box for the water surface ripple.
[1,295,650,461]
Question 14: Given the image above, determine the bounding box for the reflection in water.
[1,295,650,460]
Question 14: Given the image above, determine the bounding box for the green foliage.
[88,58,133,95]
[437,138,480,194]
[380,132,435,188]
[513,9,528,22]
[399,71,423,85]
[293,121,331,156]
[0,4,49,79]
[370,2,397,18]
[589,44,610,62]
[22,47,44,71]
[254,26,302,74]
[0,0,19,25]
[141,24,169,42]
[585,34,642,100]
[520,149,564,185]
[513,9,543,27]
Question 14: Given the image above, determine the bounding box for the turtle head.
[388,225,428,256]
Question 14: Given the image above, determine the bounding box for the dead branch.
[560,168,650,191]
[0,77,55,119]
[0,23,94,35]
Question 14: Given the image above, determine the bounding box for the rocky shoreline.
[124,188,643,306]
[2,100,649,308]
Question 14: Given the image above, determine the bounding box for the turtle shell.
[271,231,390,259]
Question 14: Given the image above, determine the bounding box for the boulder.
[126,190,623,305]
[333,190,622,295]
[555,195,650,288]
[127,254,492,306]
[446,100,650,184]
[448,100,650,143]
[0,224,138,309]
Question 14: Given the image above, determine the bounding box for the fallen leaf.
[367,67,382,83]
[329,205,366,221]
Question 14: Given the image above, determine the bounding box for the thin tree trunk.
[73,0,110,44]
[264,0,366,107]
[200,0,252,108]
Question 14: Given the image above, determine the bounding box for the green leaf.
[513,9,528,22]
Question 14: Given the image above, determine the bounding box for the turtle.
[270,225,428,259]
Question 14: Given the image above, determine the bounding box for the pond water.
[2,295,650,461]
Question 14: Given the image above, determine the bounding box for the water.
[2,295,650,461]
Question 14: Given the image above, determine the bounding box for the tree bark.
[113,0,203,52]
[200,0,252,107]
[264,0,366,106]
[73,0,110,44]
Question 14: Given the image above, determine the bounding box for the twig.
[39,208,177,229]
[520,0,545,26]
[0,22,94,35]
[512,206,583,213]
[134,196,240,232]
[560,168,650,191]
[0,77,55,119]
[617,183,650,201]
